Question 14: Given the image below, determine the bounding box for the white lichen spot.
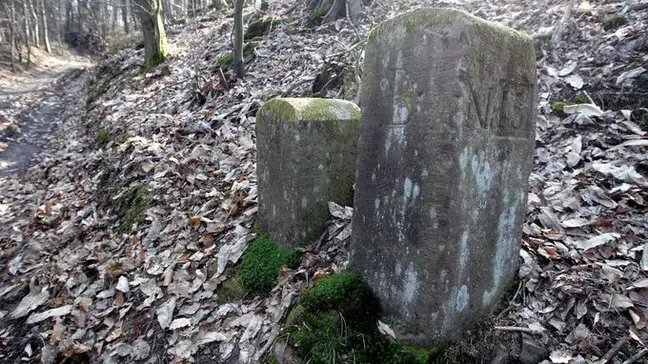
[283,189,289,201]
[380,78,389,92]
[403,177,420,206]
[403,262,419,303]
[459,147,469,171]
[472,152,493,193]
[485,190,519,308]
[429,207,439,229]
[374,198,380,210]
[272,205,277,217]
[295,133,300,142]
[459,231,469,273]
[318,164,324,170]
[313,186,320,193]
[301,197,308,209]
[456,285,469,312]
[421,168,429,178]
[371,172,376,182]
[395,262,402,276]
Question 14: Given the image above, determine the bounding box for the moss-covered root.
[238,234,300,295]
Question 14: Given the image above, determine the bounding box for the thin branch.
[622,348,648,364]
[494,326,544,335]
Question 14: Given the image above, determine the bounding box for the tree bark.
[121,0,130,33]
[28,0,40,47]
[212,0,222,10]
[233,0,244,79]
[133,0,168,66]
[10,0,17,71]
[40,0,51,52]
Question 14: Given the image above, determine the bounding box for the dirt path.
[0,60,91,176]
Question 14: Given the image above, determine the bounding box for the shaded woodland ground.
[0,0,647,363]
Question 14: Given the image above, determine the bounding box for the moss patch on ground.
[280,271,443,364]
[551,101,567,116]
[574,94,589,104]
[601,14,627,31]
[216,42,259,68]
[238,234,300,295]
[116,186,151,232]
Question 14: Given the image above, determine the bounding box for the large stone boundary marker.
[257,98,360,248]
[349,9,537,345]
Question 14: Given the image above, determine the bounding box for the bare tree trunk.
[41,0,51,52]
[28,0,40,47]
[233,0,244,79]
[122,0,130,33]
[23,0,31,47]
[212,0,221,10]
[111,0,118,33]
[10,0,17,72]
[133,0,168,66]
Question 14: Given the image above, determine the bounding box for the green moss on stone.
[367,9,535,93]
[285,271,445,363]
[238,234,301,295]
[260,98,361,127]
[301,271,379,329]
[245,17,286,40]
[602,14,627,31]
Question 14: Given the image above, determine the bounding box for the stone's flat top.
[260,98,361,123]
[369,7,533,43]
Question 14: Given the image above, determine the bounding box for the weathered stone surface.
[256,98,360,248]
[349,9,537,345]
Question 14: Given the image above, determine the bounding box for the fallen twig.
[622,348,648,364]
[494,326,543,335]
[600,337,629,363]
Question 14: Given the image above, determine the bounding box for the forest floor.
[0,48,91,175]
[1,1,647,364]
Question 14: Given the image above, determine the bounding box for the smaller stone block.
[256,98,360,248]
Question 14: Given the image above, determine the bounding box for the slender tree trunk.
[111,0,117,33]
[212,0,221,10]
[28,0,40,47]
[10,0,17,72]
[41,0,51,52]
[121,0,130,33]
[23,0,31,47]
[133,0,168,66]
[233,0,244,79]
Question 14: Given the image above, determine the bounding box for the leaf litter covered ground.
[1,0,647,363]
